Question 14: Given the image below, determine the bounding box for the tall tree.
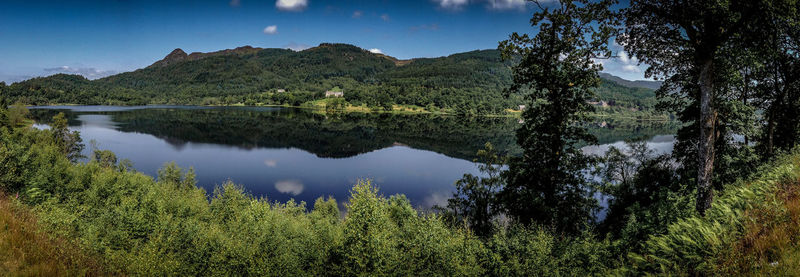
[499,0,617,234]
[444,142,506,237]
[757,5,800,156]
[51,112,85,162]
[620,0,788,215]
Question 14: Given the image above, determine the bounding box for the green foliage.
[444,142,507,237]
[157,162,197,189]
[622,0,799,214]
[0,128,32,192]
[7,102,30,128]
[499,0,618,234]
[2,46,522,114]
[595,140,694,252]
[92,149,117,168]
[626,150,800,275]
[0,123,604,275]
[3,103,800,275]
[51,112,85,162]
[484,226,614,276]
[1,43,663,115]
[324,97,347,114]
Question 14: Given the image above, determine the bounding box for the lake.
[29,106,679,209]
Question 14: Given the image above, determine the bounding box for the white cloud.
[617,51,642,72]
[435,0,468,10]
[43,66,116,79]
[380,14,390,21]
[229,0,241,7]
[263,25,278,35]
[622,64,642,73]
[284,42,311,51]
[434,0,530,11]
[368,48,383,54]
[275,180,304,196]
[619,51,634,63]
[264,159,277,167]
[276,0,307,11]
[423,191,451,208]
[352,10,363,18]
[591,58,606,67]
[487,0,527,10]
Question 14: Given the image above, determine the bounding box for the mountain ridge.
[2,43,659,115]
[598,72,662,90]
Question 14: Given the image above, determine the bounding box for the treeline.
[0,43,658,115]
[27,107,675,161]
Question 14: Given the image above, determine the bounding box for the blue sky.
[0,0,648,83]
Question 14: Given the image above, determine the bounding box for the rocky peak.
[148,46,263,68]
[148,48,188,68]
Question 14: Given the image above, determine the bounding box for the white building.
[325,90,344,97]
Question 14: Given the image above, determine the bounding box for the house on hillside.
[325,90,344,97]
[276,89,286,93]
[518,105,526,111]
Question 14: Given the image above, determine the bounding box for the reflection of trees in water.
[589,119,682,145]
[28,107,680,161]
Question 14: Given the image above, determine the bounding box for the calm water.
[29,106,679,209]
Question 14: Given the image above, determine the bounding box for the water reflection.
[28,106,679,208]
[264,159,278,167]
[275,180,304,196]
[583,135,675,156]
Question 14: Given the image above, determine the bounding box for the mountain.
[148,46,263,68]
[594,73,659,110]
[1,43,658,114]
[599,72,663,90]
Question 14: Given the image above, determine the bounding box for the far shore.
[27,102,674,121]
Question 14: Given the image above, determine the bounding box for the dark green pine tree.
[499,0,618,234]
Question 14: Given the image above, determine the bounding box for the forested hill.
[1,43,658,115]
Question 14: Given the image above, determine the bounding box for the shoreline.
[29,102,674,121]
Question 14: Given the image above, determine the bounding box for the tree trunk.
[767,112,776,156]
[767,64,784,156]
[697,59,716,216]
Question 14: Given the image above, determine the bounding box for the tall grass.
[0,194,106,276]
[627,150,800,275]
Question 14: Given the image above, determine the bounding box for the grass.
[0,194,107,276]
[624,149,800,275]
[715,167,800,275]
[305,98,455,115]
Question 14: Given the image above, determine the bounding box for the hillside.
[598,72,663,90]
[1,43,659,115]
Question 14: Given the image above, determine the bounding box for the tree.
[7,102,30,128]
[444,142,506,237]
[93,149,118,168]
[620,0,795,215]
[0,97,8,129]
[51,112,85,162]
[595,141,691,251]
[757,8,800,156]
[499,0,618,234]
